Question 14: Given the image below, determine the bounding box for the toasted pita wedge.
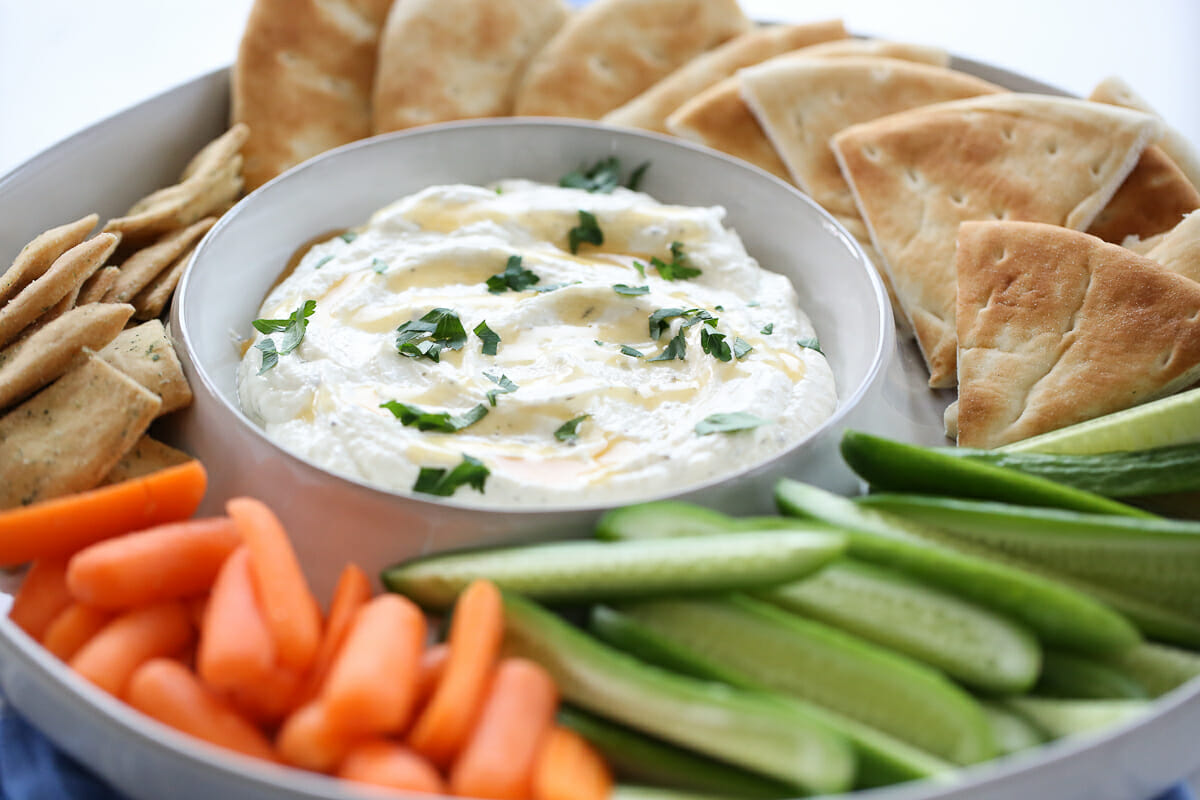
[106,217,215,305]
[77,266,120,306]
[603,21,847,133]
[233,0,393,189]
[1091,76,1200,194]
[1087,145,1199,244]
[104,152,239,247]
[101,436,193,485]
[833,94,1162,387]
[98,320,192,414]
[373,0,566,132]
[0,215,99,308]
[131,244,198,321]
[515,0,750,119]
[955,221,1200,448]
[0,233,119,350]
[1144,211,1200,284]
[0,304,134,412]
[783,38,949,67]
[0,352,161,509]
[666,76,791,180]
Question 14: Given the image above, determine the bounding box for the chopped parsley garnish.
[797,336,824,355]
[395,308,467,362]
[555,415,590,443]
[648,332,686,362]
[339,231,358,244]
[695,412,772,436]
[700,328,732,362]
[313,255,334,270]
[371,257,389,274]
[648,307,715,339]
[413,454,490,497]
[747,300,761,308]
[568,210,604,254]
[559,157,651,193]
[633,261,647,279]
[487,255,540,294]
[627,161,650,191]
[380,401,488,433]
[613,284,649,296]
[474,320,500,355]
[733,337,753,359]
[761,323,774,335]
[252,300,316,373]
[533,281,581,293]
[651,241,701,281]
[620,345,644,358]
[483,372,518,406]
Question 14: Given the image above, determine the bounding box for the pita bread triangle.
[1086,144,1200,244]
[1091,76,1200,196]
[1145,211,1200,284]
[832,93,1163,387]
[666,76,792,181]
[955,221,1200,449]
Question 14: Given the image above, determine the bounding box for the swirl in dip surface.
[237,180,836,506]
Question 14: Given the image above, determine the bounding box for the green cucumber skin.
[1035,651,1150,700]
[556,706,793,799]
[590,606,952,788]
[980,702,1045,756]
[1003,697,1151,740]
[856,494,1200,616]
[609,595,994,767]
[759,560,1041,694]
[1099,642,1200,697]
[611,786,744,800]
[595,502,739,541]
[948,444,1200,498]
[774,480,1140,654]
[382,530,844,609]
[839,430,1151,518]
[500,594,856,795]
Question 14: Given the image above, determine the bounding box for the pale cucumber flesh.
[981,702,1045,756]
[1004,697,1152,740]
[950,445,1200,498]
[596,502,739,541]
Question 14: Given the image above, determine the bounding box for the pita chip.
[131,244,198,321]
[1091,76,1200,194]
[105,217,215,305]
[514,0,750,119]
[233,0,393,189]
[603,20,847,133]
[373,0,567,133]
[783,38,949,67]
[77,267,120,306]
[955,221,1200,449]
[102,436,193,485]
[832,94,1162,387]
[1144,211,1200,284]
[0,214,98,307]
[666,76,791,180]
[98,320,192,415]
[1087,145,1200,244]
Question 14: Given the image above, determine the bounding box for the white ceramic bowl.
[168,118,893,598]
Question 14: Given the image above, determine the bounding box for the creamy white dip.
[237,180,836,506]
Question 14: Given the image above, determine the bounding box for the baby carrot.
[409,579,503,767]
[449,658,559,800]
[276,701,359,773]
[297,562,371,704]
[66,517,240,608]
[0,461,206,565]
[322,594,426,736]
[226,497,320,672]
[196,547,275,695]
[69,602,194,696]
[415,643,450,712]
[337,740,446,794]
[42,603,114,661]
[531,727,613,800]
[224,665,304,727]
[126,658,277,762]
[9,558,72,640]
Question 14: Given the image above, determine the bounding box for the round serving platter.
[0,59,1197,800]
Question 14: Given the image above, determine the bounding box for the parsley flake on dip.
[237,179,836,505]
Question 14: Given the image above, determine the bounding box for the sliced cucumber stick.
[611,786,742,800]
[981,702,1045,756]
[1099,642,1200,697]
[774,480,1139,654]
[759,559,1041,693]
[1004,697,1151,740]
[501,594,856,795]
[596,502,739,541]
[1035,651,1150,700]
[383,530,844,609]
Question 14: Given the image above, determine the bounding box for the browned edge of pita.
[955,221,1200,448]
[0,214,99,308]
[666,76,791,181]
[98,320,192,414]
[1087,145,1200,244]
[1091,76,1200,195]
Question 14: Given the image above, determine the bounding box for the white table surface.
[1,0,1198,796]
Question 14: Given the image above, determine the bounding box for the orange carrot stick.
[42,603,114,661]
[0,461,206,566]
[321,594,426,736]
[531,727,614,800]
[224,665,304,727]
[276,701,360,773]
[409,579,503,767]
[126,658,277,762]
[415,643,450,712]
[226,497,320,672]
[69,602,194,696]
[297,562,371,704]
[9,558,72,640]
[337,740,446,794]
[449,658,559,800]
[196,547,275,694]
[66,517,240,608]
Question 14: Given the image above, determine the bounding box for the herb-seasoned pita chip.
[833,94,1162,387]
[0,214,98,307]
[98,320,192,414]
[603,21,847,133]
[104,154,238,246]
[666,76,791,181]
[373,0,567,133]
[0,303,134,411]
[234,0,393,189]
[1087,145,1199,244]
[515,0,750,119]
[0,233,118,350]
[783,39,949,67]
[102,435,192,485]
[0,352,161,509]
[1091,76,1200,195]
[1144,211,1200,284]
[955,221,1200,448]
[106,217,215,305]
[77,266,120,306]
[181,122,250,182]
[132,244,197,321]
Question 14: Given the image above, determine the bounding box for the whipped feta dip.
[237,180,836,506]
